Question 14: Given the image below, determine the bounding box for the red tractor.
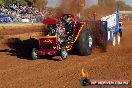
[31,14,95,60]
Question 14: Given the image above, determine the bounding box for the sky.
[122,0,132,6]
[47,0,132,8]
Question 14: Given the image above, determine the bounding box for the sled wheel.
[112,33,116,46]
[98,27,108,52]
[117,32,121,45]
[102,28,108,51]
[77,28,93,55]
[119,31,122,39]
[119,29,122,37]
[80,77,91,86]
[31,48,38,60]
[61,48,68,60]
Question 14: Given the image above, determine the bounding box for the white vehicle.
[101,10,123,46]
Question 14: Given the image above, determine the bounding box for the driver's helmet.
[119,18,123,25]
[119,18,123,29]
[66,15,72,23]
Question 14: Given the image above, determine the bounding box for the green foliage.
[19,0,28,6]
[33,0,48,8]
[0,0,15,5]
[0,0,48,8]
[4,0,16,5]
[0,0,4,5]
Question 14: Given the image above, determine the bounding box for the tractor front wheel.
[31,48,38,60]
[61,48,68,60]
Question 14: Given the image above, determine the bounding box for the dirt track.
[0,22,132,88]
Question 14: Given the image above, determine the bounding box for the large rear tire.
[77,29,93,56]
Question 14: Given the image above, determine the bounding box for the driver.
[64,14,75,42]
[58,23,66,49]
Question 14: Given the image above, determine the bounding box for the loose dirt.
[0,22,132,88]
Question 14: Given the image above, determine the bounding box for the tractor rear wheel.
[77,29,93,55]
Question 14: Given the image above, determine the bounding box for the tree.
[0,0,26,6]
[0,0,5,5]
[24,0,33,6]
[33,0,48,8]
[4,0,16,5]
[0,0,48,7]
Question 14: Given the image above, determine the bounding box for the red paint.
[43,18,59,24]
[37,49,58,55]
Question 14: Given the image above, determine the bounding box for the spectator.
[0,3,54,23]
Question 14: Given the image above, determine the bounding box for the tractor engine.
[45,15,76,45]
[60,14,76,43]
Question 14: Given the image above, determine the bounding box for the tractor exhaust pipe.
[77,0,85,20]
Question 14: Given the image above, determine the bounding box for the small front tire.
[61,48,68,60]
[31,48,38,60]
